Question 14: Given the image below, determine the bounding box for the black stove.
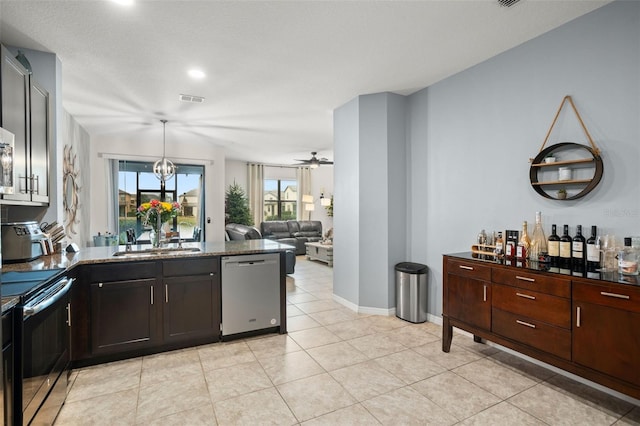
[1,268,66,300]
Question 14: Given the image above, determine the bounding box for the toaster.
[1,221,47,263]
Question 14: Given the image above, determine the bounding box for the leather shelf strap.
[539,95,600,156]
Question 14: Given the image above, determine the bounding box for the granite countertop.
[1,240,294,314]
[2,239,295,273]
[446,251,640,287]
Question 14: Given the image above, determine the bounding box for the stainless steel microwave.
[0,127,15,194]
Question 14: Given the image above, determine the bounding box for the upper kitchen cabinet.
[0,44,50,205]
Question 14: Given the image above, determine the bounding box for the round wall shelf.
[529,142,603,200]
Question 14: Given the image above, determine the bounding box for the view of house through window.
[118,161,204,242]
[264,179,297,221]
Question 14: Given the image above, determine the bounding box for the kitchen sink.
[113,247,202,257]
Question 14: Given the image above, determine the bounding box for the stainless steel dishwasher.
[221,253,280,336]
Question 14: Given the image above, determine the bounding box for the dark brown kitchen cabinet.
[0,44,50,205]
[87,261,160,356]
[162,258,221,344]
[572,282,640,387]
[443,258,491,350]
[90,278,160,355]
[163,275,220,343]
[2,309,14,426]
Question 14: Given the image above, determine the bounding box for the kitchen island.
[2,239,293,367]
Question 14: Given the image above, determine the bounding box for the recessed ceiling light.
[112,0,134,6]
[188,69,206,80]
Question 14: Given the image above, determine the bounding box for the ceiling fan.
[295,152,333,168]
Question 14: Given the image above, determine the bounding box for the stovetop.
[1,268,66,298]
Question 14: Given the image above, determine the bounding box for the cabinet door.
[163,273,220,343]
[0,45,30,202]
[447,273,491,331]
[91,279,159,355]
[28,79,49,203]
[573,301,640,386]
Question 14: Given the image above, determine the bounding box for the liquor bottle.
[586,225,600,272]
[572,225,586,273]
[494,232,504,256]
[548,224,560,266]
[529,212,548,261]
[516,221,530,260]
[559,225,572,269]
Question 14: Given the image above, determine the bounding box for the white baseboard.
[332,294,395,316]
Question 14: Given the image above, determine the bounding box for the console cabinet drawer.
[447,259,491,281]
[493,284,571,329]
[492,308,571,360]
[492,268,570,298]
[573,282,640,313]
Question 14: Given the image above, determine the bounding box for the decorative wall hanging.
[529,96,603,201]
[63,144,81,234]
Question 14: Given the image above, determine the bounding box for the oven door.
[21,278,73,426]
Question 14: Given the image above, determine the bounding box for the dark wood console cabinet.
[443,254,640,400]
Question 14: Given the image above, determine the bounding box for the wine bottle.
[495,231,504,256]
[559,225,572,269]
[586,225,600,272]
[529,211,548,261]
[516,221,530,260]
[572,225,586,273]
[548,224,560,266]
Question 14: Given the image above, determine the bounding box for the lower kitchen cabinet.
[90,278,160,355]
[162,258,220,343]
[2,309,13,426]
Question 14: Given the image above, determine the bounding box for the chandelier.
[153,119,176,184]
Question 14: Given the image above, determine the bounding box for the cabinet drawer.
[163,257,218,277]
[447,258,491,281]
[88,261,157,282]
[573,282,640,313]
[492,268,570,298]
[492,308,571,360]
[493,284,571,329]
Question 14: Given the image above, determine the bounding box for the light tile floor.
[56,257,640,425]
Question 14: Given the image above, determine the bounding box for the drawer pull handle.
[516,292,536,300]
[459,265,474,271]
[483,285,487,302]
[600,291,630,300]
[516,320,536,329]
[576,306,581,328]
[516,276,535,282]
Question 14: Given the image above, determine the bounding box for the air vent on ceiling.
[497,0,521,7]
[179,94,205,103]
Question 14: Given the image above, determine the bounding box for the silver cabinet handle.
[516,320,536,329]
[165,284,169,303]
[150,286,154,305]
[67,302,72,327]
[99,282,103,288]
[483,285,487,302]
[33,175,40,194]
[600,291,630,300]
[516,276,535,282]
[576,306,581,328]
[459,265,474,271]
[516,292,536,300]
[18,175,28,194]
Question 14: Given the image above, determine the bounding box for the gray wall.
[334,0,640,316]
[410,0,640,317]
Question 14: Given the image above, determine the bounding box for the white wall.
[90,132,226,243]
[225,160,247,191]
[310,165,333,235]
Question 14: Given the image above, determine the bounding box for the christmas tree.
[225,182,254,225]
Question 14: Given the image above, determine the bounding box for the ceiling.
[0,0,610,165]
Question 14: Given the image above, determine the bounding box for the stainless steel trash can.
[395,262,428,323]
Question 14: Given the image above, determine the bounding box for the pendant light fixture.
[153,119,176,184]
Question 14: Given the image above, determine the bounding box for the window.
[118,161,204,242]
[264,179,297,221]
